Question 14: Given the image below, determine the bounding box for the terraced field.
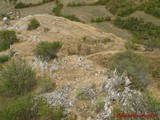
[19,2,55,17]
[62,5,113,22]
[89,22,132,40]
[128,11,160,26]
[17,0,42,4]
[0,0,159,40]
[61,0,98,5]
[0,1,13,14]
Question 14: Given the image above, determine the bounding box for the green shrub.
[15,1,54,9]
[0,94,38,120]
[28,18,40,30]
[42,0,54,3]
[63,15,82,22]
[53,1,83,23]
[111,107,124,119]
[0,58,36,96]
[35,41,62,60]
[0,30,18,51]
[95,99,105,112]
[67,2,87,7]
[152,61,160,78]
[15,2,30,9]
[152,68,160,78]
[76,89,84,98]
[96,0,108,5]
[125,41,138,50]
[111,51,149,90]
[38,106,64,120]
[52,3,63,16]
[0,55,10,63]
[140,0,160,18]
[0,94,65,120]
[105,0,136,16]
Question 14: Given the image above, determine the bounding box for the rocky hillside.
[0,14,160,120]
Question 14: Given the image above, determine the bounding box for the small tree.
[35,41,62,60]
[0,58,36,96]
[28,18,40,30]
[0,30,18,51]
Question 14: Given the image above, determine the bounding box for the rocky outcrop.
[97,70,140,120]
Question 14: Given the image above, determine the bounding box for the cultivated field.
[0,0,159,39]
[19,2,55,17]
[128,11,160,26]
[62,5,113,22]
[89,22,132,40]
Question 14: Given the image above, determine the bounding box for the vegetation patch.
[76,89,84,98]
[105,0,136,17]
[103,0,160,18]
[149,59,160,90]
[93,0,108,5]
[114,17,160,49]
[0,94,65,120]
[152,67,160,79]
[42,0,54,3]
[28,18,40,30]
[15,0,54,9]
[125,41,139,51]
[35,41,62,60]
[0,58,36,96]
[95,99,105,112]
[52,3,63,16]
[111,51,149,90]
[67,2,88,7]
[140,0,160,18]
[0,55,10,64]
[0,30,18,51]
[83,36,111,45]
[53,1,82,22]
[63,15,82,22]
[128,90,160,116]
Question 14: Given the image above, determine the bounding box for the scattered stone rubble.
[97,70,141,120]
[77,85,97,100]
[29,56,94,75]
[42,84,72,109]
[38,67,141,120]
